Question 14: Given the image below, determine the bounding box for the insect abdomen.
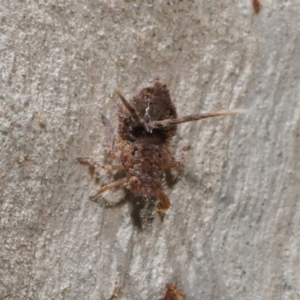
[118,139,168,196]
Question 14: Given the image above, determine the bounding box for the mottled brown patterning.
[78,78,240,212]
[252,0,261,14]
[163,283,185,300]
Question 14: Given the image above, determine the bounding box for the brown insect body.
[78,79,240,212]
[118,82,178,141]
[117,82,178,199]
[118,139,170,196]
[252,0,261,14]
[163,283,185,300]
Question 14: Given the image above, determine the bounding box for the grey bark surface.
[1,1,299,299]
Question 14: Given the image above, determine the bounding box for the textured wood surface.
[1,1,299,299]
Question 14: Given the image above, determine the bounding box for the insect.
[163,283,185,300]
[252,0,261,14]
[78,79,240,212]
[108,285,120,300]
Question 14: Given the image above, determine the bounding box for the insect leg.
[101,114,119,159]
[154,188,171,212]
[89,177,128,200]
[77,157,124,171]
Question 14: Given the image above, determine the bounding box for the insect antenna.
[150,109,246,129]
[114,89,145,127]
